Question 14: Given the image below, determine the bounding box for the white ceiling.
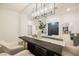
[23,3,79,14]
[0,3,29,12]
[0,3,79,15]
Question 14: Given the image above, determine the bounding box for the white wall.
[20,14,28,36]
[61,12,79,33]
[20,11,79,38]
[20,13,35,36]
[20,9,79,40]
[46,11,79,37]
[0,9,19,41]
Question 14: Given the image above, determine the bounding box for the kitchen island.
[19,36,64,56]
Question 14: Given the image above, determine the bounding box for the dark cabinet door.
[27,42,36,54]
[27,42,47,56]
[27,42,61,56]
[34,45,47,56]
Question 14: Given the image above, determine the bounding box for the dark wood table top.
[19,36,63,55]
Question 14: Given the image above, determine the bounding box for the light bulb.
[44,8,47,11]
[37,11,40,16]
[50,6,53,9]
[40,9,43,13]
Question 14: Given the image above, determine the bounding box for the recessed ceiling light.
[66,8,71,12]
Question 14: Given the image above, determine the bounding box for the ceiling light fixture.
[66,8,71,12]
[32,3,56,19]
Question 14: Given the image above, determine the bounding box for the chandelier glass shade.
[32,3,56,19]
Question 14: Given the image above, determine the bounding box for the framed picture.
[63,26,69,34]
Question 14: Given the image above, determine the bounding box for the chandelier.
[32,3,56,19]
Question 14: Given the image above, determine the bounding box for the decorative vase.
[37,29,42,39]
